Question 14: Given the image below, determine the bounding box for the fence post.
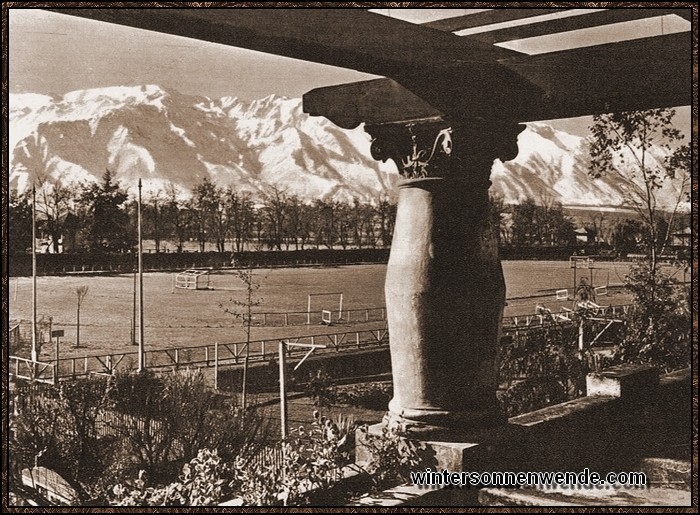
[175,349,179,370]
[205,346,209,367]
[285,313,289,326]
[72,358,76,379]
[279,341,288,440]
[84,355,88,375]
[356,332,361,349]
[261,340,266,360]
[214,342,219,390]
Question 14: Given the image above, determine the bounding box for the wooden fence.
[10,305,632,384]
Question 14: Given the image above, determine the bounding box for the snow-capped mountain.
[9,85,688,210]
[10,85,398,203]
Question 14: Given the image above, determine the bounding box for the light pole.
[137,179,145,372]
[31,186,37,363]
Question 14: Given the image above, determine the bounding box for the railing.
[245,307,387,327]
[12,305,632,383]
[248,302,631,328]
[502,304,632,330]
[45,326,390,380]
[9,356,57,384]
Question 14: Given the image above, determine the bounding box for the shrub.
[333,382,392,411]
[305,367,336,408]
[356,422,423,493]
[498,317,594,417]
[614,260,690,372]
[231,410,353,506]
[112,449,229,506]
[10,377,119,502]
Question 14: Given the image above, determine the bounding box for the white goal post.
[307,292,343,324]
[174,269,211,290]
[569,256,594,269]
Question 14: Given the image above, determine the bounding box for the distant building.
[671,227,691,248]
[574,227,589,244]
[37,235,63,254]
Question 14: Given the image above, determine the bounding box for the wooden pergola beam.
[456,8,692,45]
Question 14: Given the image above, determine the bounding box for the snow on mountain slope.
[10,85,397,202]
[9,85,688,210]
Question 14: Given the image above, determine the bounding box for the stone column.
[366,120,522,439]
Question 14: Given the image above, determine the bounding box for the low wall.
[216,347,392,394]
[353,365,691,506]
[9,248,391,277]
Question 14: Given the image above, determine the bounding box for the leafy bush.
[10,377,118,502]
[105,368,271,481]
[11,369,274,504]
[334,382,392,411]
[356,422,423,493]
[231,410,354,506]
[614,260,690,372]
[112,449,229,506]
[305,367,336,408]
[498,318,594,417]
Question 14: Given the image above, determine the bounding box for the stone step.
[478,485,691,507]
[640,458,692,491]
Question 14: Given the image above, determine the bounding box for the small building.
[671,227,691,247]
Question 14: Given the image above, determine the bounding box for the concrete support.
[366,120,523,438]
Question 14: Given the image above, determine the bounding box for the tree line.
[9,170,688,259]
[9,171,398,255]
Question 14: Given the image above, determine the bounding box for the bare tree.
[144,190,165,253]
[75,286,89,348]
[220,263,267,412]
[262,186,288,251]
[589,108,691,276]
[36,179,72,253]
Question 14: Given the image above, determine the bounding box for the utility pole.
[31,186,38,363]
[131,270,137,345]
[137,179,145,372]
[279,340,288,440]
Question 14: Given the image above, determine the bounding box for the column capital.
[366,119,524,182]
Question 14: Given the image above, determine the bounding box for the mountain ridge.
[9,85,688,210]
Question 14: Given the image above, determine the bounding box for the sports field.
[9,260,638,361]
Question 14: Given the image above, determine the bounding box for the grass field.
[9,261,639,361]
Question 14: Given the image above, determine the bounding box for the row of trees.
[10,173,686,259]
[9,173,398,255]
[497,195,689,254]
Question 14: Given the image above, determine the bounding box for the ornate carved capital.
[366,119,525,182]
[367,121,453,180]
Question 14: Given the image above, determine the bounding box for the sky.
[10,9,490,101]
[8,7,691,136]
[9,8,374,100]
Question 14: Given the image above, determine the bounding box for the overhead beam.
[48,8,691,126]
[423,8,563,33]
[305,31,691,127]
[304,79,442,129]
[47,8,537,122]
[502,31,691,119]
[457,8,692,45]
[47,8,519,72]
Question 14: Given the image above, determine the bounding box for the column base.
[356,421,517,473]
[385,402,506,442]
